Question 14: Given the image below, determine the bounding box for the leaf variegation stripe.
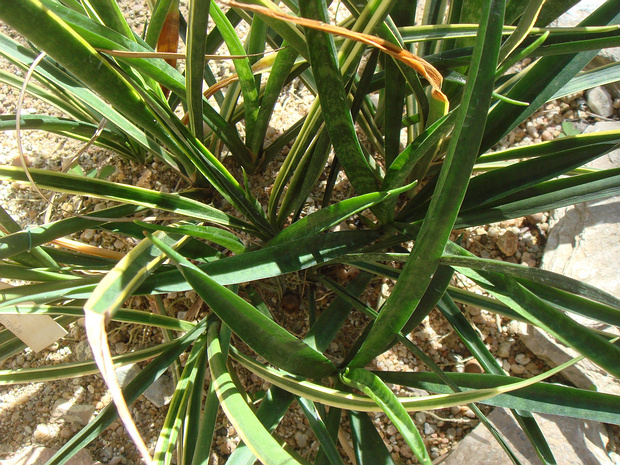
[207,321,312,465]
[340,368,431,465]
[231,346,586,412]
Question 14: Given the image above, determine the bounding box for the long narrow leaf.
[206,319,312,465]
[349,0,506,368]
[150,234,337,379]
[340,368,431,465]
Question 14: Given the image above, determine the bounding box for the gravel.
[1,2,620,464]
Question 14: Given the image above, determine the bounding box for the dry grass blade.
[85,311,154,464]
[16,51,53,204]
[224,0,448,104]
[204,53,277,98]
[16,51,130,223]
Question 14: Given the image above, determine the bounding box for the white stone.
[586,87,614,117]
[442,409,612,465]
[144,372,174,408]
[114,363,141,388]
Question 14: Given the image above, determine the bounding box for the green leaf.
[300,0,380,196]
[150,234,337,379]
[206,319,312,465]
[140,229,380,293]
[0,304,194,331]
[269,182,415,246]
[0,340,177,385]
[186,0,210,140]
[340,368,431,465]
[210,1,260,149]
[136,221,246,255]
[349,410,398,465]
[551,61,620,100]
[297,397,345,465]
[456,168,620,227]
[377,371,620,425]
[0,204,58,269]
[0,166,255,233]
[349,0,506,368]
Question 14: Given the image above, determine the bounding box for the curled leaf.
[225,0,448,105]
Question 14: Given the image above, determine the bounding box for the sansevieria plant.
[1,0,620,464]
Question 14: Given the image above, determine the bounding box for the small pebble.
[33,424,50,441]
[414,412,427,425]
[541,130,554,141]
[526,362,541,375]
[511,363,526,375]
[497,230,519,256]
[81,229,95,241]
[115,342,129,354]
[525,121,539,139]
[515,353,531,365]
[487,226,499,238]
[401,444,413,458]
[463,408,476,419]
[424,422,437,435]
[497,341,512,358]
[464,359,483,373]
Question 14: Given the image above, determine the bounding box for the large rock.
[442,408,613,465]
[558,1,620,61]
[520,121,620,395]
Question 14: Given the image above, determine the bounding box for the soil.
[1,2,619,465]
